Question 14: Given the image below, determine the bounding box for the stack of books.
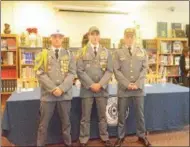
[1,80,17,92]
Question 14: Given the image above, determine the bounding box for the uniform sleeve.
[113,50,131,89]
[99,50,113,89]
[34,52,57,92]
[58,53,76,92]
[76,51,95,89]
[134,50,148,89]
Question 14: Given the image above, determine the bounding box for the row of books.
[1,80,17,92]
[100,38,111,49]
[147,48,157,64]
[1,38,17,51]
[165,67,180,76]
[21,52,36,64]
[1,69,17,78]
[19,80,39,89]
[43,37,69,49]
[21,67,36,79]
[160,41,183,54]
[160,55,180,65]
[159,66,180,77]
[143,39,157,49]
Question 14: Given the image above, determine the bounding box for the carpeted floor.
[2,126,189,146]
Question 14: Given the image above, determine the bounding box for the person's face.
[124,34,135,47]
[89,31,100,45]
[50,34,64,48]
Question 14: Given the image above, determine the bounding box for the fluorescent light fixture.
[54,5,129,14]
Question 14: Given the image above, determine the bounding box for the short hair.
[82,32,89,47]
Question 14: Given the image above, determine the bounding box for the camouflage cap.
[88,26,100,34]
[124,28,136,36]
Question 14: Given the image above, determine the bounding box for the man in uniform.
[77,26,113,147]
[35,30,76,147]
[113,28,151,147]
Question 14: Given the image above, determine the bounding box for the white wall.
[1,1,189,47]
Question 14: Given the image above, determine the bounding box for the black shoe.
[65,144,72,147]
[104,140,113,147]
[138,137,152,147]
[114,138,124,147]
[80,143,87,147]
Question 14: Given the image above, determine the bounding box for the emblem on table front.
[106,97,130,126]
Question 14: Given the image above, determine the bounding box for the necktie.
[55,49,59,59]
[94,47,97,56]
[128,47,132,56]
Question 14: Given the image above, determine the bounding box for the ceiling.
[50,1,189,12]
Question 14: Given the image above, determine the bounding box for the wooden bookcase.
[143,39,157,75]
[156,38,188,83]
[43,37,70,49]
[18,47,42,88]
[100,38,111,49]
[1,34,19,110]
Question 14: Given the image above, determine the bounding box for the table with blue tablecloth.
[1,83,189,146]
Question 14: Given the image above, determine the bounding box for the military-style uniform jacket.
[113,45,148,98]
[77,43,113,98]
[35,48,76,101]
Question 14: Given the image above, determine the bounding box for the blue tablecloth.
[1,83,189,146]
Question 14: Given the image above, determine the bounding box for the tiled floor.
[2,126,189,146]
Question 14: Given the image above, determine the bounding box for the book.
[166,66,179,76]
[173,41,183,53]
[7,52,14,65]
[146,48,157,65]
[6,38,16,51]
[160,55,168,65]
[21,52,35,64]
[157,22,168,37]
[160,42,172,54]
[1,69,16,78]
[1,39,8,50]
[171,23,182,30]
[167,55,173,65]
[174,56,180,65]
[21,67,36,79]
[173,29,186,38]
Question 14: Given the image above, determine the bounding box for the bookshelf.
[143,39,157,74]
[19,47,42,88]
[100,38,111,49]
[156,37,188,83]
[43,37,70,49]
[1,34,19,110]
